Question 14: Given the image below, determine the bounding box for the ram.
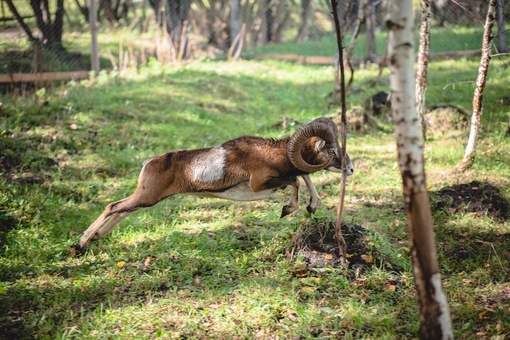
[71,118,354,254]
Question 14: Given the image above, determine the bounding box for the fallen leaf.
[462,279,471,286]
[144,256,154,267]
[385,284,397,292]
[300,286,317,293]
[361,254,373,263]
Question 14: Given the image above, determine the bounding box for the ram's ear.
[315,140,326,152]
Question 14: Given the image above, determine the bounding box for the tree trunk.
[416,0,431,141]
[27,0,65,49]
[53,0,65,47]
[387,1,453,339]
[496,0,507,53]
[455,0,496,172]
[163,0,191,57]
[344,0,366,91]
[296,0,313,42]
[230,0,242,51]
[366,0,377,63]
[74,0,89,22]
[4,0,39,44]
[265,0,273,43]
[271,0,289,43]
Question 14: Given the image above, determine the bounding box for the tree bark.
[163,0,191,57]
[330,0,347,261]
[230,0,242,51]
[496,0,507,53]
[296,0,313,42]
[366,0,377,63]
[345,0,366,91]
[265,0,273,43]
[416,0,431,141]
[455,0,496,172]
[387,1,453,339]
[53,0,65,46]
[26,0,66,49]
[4,0,39,44]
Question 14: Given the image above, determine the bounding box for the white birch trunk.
[415,0,431,140]
[387,1,453,338]
[456,0,496,172]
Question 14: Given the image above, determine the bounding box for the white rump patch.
[192,147,226,182]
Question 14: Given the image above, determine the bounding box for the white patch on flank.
[192,147,226,182]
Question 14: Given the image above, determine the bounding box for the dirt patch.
[425,104,469,137]
[289,222,373,275]
[431,181,510,221]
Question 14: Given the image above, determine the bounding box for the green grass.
[245,26,487,58]
[1,58,510,339]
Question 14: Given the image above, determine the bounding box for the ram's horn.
[288,118,338,172]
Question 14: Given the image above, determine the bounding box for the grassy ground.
[1,58,509,339]
[245,26,486,58]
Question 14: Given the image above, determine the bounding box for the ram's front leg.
[302,175,320,214]
[249,172,300,217]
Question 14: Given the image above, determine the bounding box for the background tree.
[365,0,381,63]
[387,0,453,338]
[296,0,314,42]
[5,0,65,50]
[149,0,192,55]
[455,0,496,173]
[496,0,507,53]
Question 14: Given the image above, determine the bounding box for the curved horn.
[288,118,337,172]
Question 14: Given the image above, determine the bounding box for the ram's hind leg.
[92,210,135,241]
[281,178,300,218]
[72,191,153,255]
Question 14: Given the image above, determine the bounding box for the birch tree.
[387,1,453,338]
[415,0,431,140]
[455,0,497,172]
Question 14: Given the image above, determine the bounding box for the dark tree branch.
[4,0,39,44]
[330,0,348,260]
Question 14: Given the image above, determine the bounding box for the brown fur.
[71,130,352,255]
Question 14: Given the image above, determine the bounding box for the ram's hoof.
[306,205,318,214]
[280,205,295,218]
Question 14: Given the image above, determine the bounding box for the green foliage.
[1,59,510,339]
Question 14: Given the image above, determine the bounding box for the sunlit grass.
[1,59,510,339]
